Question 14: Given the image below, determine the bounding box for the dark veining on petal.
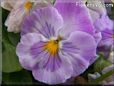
[34,21,56,39]
[43,52,61,72]
[61,42,80,54]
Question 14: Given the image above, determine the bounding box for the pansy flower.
[1,0,17,11]
[87,0,114,46]
[16,0,97,84]
[1,0,53,11]
[2,0,52,33]
[94,15,114,46]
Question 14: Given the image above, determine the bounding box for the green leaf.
[2,26,20,47]
[2,42,22,73]
[109,3,114,19]
[2,23,22,73]
[2,70,32,85]
[8,32,20,46]
[2,8,9,24]
[2,26,12,45]
[2,9,22,72]
[89,69,114,84]
[94,54,112,73]
[0,43,2,72]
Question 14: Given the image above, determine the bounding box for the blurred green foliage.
[2,8,33,85]
[94,54,112,73]
[2,70,32,85]
[2,8,22,73]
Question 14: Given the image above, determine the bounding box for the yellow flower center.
[44,40,59,56]
[44,37,62,56]
[24,1,33,11]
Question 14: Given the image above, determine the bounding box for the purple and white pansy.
[94,15,114,46]
[88,0,114,46]
[2,0,52,33]
[16,0,97,84]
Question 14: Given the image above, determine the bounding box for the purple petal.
[94,32,102,45]
[60,31,97,76]
[30,41,46,56]
[96,17,114,46]
[94,15,113,31]
[99,29,114,46]
[61,51,89,76]
[60,31,96,76]
[16,33,44,70]
[62,31,97,61]
[54,0,95,37]
[32,51,73,84]
[21,6,63,38]
[89,9,100,23]
[38,54,62,72]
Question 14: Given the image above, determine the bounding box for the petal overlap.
[55,0,95,37]
[16,2,97,84]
